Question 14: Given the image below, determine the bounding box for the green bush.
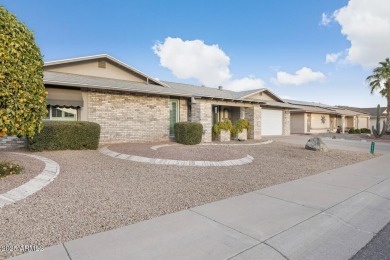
[231,119,250,137]
[212,119,233,137]
[354,129,361,134]
[348,128,355,134]
[360,128,371,134]
[27,121,101,151]
[0,161,23,177]
[174,122,203,145]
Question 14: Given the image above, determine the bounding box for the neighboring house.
[338,106,387,130]
[286,100,371,134]
[37,54,296,145]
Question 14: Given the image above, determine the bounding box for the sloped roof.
[286,99,370,116]
[44,54,170,88]
[337,106,386,117]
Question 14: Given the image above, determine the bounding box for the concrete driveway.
[272,135,390,155]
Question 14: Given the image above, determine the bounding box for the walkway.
[10,154,390,260]
[0,153,60,208]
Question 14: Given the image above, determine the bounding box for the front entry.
[169,100,179,137]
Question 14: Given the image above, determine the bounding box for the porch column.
[245,106,261,140]
[240,107,246,119]
[341,115,345,133]
[283,110,290,135]
[191,101,212,142]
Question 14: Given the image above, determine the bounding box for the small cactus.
[372,104,386,138]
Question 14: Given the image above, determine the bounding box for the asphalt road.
[273,135,390,259]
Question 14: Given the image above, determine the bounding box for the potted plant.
[212,119,232,142]
[231,119,250,141]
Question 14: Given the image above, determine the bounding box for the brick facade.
[191,101,212,142]
[179,98,188,122]
[88,90,170,144]
[245,106,262,140]
[0,136,27,150]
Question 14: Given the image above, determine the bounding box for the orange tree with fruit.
[0,6,47,138]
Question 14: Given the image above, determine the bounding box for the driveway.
[272,135,390,155]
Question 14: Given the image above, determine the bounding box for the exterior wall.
[346,117,355,128]
[243,92,277,101]
[311,113,330,131]
[283,110,290,135]
[191,101,212,142]
[46,60,146,82]
[370,117,386,129]
[80,91,88,121]
[245,106,261,140]
[179,98,188,122]
[88,90,170,144]
[0,136,27,150]
[290,113,305,134]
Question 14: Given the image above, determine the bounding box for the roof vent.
[218,86,223,90]
[98,61,106,68]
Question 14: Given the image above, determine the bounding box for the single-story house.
[337,106,388,130]
[286,100,371,134]
[0,54,297,148]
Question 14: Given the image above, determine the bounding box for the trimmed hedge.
[174,122,203,145]
[348,128,371,134]
[28,121,101,151]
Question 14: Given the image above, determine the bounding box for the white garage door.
[262,109,283,135]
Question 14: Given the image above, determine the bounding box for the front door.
[169,100,179,137]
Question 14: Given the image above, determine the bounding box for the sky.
[2,0,389,107]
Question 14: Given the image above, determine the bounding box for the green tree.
[0,6,47,138]
[366,58,390,132]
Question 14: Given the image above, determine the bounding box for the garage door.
[261,109,283,135]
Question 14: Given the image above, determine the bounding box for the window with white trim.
[45,106,78,121]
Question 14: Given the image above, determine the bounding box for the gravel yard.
[0,152,45,194]
[0,141,376,259]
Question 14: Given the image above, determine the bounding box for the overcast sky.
[3,0,389,107]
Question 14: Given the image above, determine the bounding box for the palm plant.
[366,58,390,133]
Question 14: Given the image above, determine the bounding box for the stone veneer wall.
[0,136,27,150]
[245,106,262,140]
[283,110,291,135]
[88,90,170,144]
[191,101,212,142]
[179,98,188,122]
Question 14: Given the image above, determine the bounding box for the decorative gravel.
[109,142,248,161]
[0,141,376,259]
[0,151,45,194]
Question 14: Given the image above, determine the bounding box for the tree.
[366,58,390,132]
[0,6,47,138]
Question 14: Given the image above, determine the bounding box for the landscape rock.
[305,137,329,152]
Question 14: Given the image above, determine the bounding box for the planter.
[237,128,247,141]
[217,129,231,142]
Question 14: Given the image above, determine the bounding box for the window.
[45,106,77,121]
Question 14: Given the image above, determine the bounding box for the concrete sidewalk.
[11,155,390,260]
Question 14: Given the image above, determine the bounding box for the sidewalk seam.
[62,243,72,260]
[188,209,261,242]
[263,242,290,260]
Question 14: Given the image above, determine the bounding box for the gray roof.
[285,99,335,109]
[337,106,387,117]
[44,72,277,104]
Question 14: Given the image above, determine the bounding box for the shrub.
[212,119,233,137]
[27,121,101,151]
[354,129,361,134]
[174,122,203,145]
[0,161,23,178]
[360,128,371,134]
[231,119,250,137]
[348,128,355,134]
[0,6,47,138]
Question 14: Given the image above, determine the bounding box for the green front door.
[169,100,179,137]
